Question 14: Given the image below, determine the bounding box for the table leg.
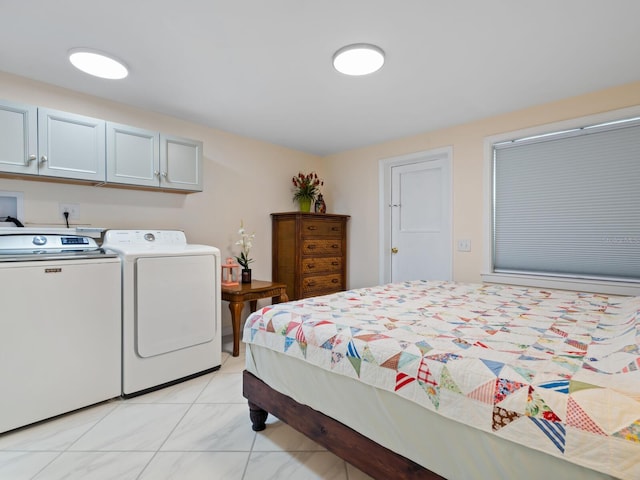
[249,300,258,313]
[229,300,244,357]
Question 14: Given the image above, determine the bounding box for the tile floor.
[0,337,374,480]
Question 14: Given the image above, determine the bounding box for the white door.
[38,108,106,181]
[135,255,216,358]
[0,100,38,175]
[380,148,452,283]
[159,134,203,191]
[106,122,160,187]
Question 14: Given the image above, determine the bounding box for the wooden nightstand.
[221,280,288,356]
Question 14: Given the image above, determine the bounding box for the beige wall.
[324,80,640,288]
[3,70,640,307]
[0,71,321,334]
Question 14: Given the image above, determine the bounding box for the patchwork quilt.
[243,281,640,479]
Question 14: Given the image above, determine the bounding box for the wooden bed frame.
[243,370,444,480]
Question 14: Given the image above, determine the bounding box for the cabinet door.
[38,108,106,181]
[106,122,160,187]
[0,100,38,175]
[159,134,203,191]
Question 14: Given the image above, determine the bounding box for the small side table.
[221,280,289,357]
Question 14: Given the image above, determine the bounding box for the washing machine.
[102,230,221,397]
[0,230,121,433]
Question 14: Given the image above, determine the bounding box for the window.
[483,109,640,296]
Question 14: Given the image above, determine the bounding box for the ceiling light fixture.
[333,43,385,76]
[68,48,128,80]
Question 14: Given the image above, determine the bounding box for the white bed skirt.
[246,344,616,480]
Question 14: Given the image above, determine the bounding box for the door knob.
[391,247,398,254]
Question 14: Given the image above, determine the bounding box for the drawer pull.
[307,226,317,231]
[332,261,339,266]
[331,278,339,284]
[307,244,316,250]
[331,227,339,231]
[307,264,315,269]
[331,244,339,249]
[307,281,317,287]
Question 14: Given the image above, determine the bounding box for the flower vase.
[299,197,312,212]
[241,269,252,284]
[314,194,326,213]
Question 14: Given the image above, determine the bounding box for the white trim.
[483,273,640,297]
[378,147,453,285]
[483,104,640,296]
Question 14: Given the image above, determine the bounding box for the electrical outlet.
[59,203,80,221]
[457,239,471,252]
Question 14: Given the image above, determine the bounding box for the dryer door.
[135,254,216,358]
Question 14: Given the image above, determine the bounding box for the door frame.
[378,146,453,285]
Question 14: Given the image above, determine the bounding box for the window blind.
[493,119,640,282]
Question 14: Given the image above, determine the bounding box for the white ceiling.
[2,1,640,156]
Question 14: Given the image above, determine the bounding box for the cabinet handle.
[26,154,36,165]
[161,171,168,177]
[154,170,160,177]
[307,226,317,231]
[40,155,47,163]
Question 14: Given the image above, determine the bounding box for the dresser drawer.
[302,239,342,256]
[302,274,343,296]
[301,219,344,237]
[302,256,342,274]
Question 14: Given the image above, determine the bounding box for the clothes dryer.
[102,230,221,396]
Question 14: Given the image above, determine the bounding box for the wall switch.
[59,203,80,221]
[457,239,471,252]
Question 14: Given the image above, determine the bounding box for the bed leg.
[248,401,268,431]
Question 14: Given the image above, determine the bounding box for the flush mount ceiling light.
[332,43,385,76]
[68,48,128,79]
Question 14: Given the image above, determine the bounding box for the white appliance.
[0,232,121,433]
[102,229,221,397]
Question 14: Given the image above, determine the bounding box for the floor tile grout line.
[134,398,200,480]
[29,450,65,480]
[241,421,259,480]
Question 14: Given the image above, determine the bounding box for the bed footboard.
[242,370,443,480]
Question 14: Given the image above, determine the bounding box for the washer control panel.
[0,235,97,254]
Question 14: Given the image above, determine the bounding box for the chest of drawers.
[271,212,350,300]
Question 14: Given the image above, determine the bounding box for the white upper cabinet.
[106,122,160,187]
[107,126,203,191]
[37,108,105,182]
[0,100,38,175]
[160,134,203,192]
[1,99,203,192]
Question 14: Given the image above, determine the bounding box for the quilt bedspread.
[243,281,640,479]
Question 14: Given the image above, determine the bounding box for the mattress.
[243,281,640,479]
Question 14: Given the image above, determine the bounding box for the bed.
[242,281,640,479]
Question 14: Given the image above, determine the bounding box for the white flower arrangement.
[234,221,255,270]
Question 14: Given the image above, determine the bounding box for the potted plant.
[234,221,255,283]
[292,172,323,212]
